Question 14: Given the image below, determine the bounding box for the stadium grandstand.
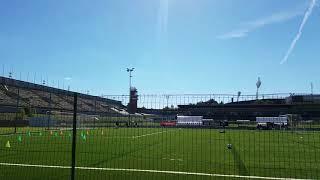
[0,76,125,115]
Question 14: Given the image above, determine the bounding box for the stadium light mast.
[256,77,262,100]
[127,68,135,90]
[237,91,241,102]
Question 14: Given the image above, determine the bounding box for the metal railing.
[0,83,320,179]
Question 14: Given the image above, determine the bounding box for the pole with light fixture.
[256,77,261,100]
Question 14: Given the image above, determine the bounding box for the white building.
[177,116,203,126]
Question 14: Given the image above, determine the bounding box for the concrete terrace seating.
[0,77,123,114]
[18,88,46,107]
[0,89,16,106]
[0,85,28,107]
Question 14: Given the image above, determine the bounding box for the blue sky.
[0,0,319,95]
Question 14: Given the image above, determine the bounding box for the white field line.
[0,162,310,180]
[9,131,169,139]
[162,158,183,162]
[21,136,144,139]
[131,131,168,139]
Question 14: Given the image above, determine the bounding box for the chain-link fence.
[1,78,320,179]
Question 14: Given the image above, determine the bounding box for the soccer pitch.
[0,128,319,180]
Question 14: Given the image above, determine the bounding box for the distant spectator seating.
[0,76,123,114]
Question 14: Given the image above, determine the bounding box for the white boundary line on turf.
[0,162,310,180]
[131,131,168,139]
[12,130,170,139]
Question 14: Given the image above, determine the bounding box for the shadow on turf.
[87,133,172,167]
[227,135,249,176]
[289,136,320,150]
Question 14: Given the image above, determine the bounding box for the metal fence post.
[71,93,78,180]
[94,97,97,128]
[47,92,52,130]
[14,87,20,134]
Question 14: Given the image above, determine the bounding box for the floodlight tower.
[237,91,241,102]
[256,77,261,100]
[127,68,135,90]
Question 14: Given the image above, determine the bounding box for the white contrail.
[155,0,169,56]
[158,0,169,34]
[280,0,317,64]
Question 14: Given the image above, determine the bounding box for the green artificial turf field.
[0,127,319,179]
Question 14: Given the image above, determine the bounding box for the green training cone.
[18,136,22,142]
[39,132,42,136]
[5,141,11,148]
[27,132,31,136]
[54,132,58,137]
[82,134,87,141]
[68,132,72,137]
